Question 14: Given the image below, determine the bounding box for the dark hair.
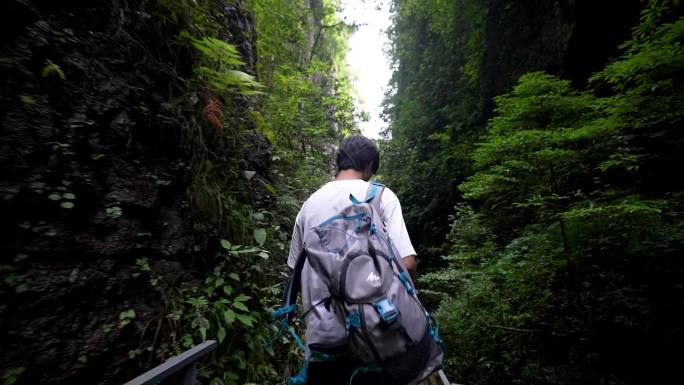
[336,135,380,174]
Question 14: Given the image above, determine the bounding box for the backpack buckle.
[374,298,399,325]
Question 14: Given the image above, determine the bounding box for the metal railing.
[421,369,460,385]
[124,340,217,385]
[123,339,458,385]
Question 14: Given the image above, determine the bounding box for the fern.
[179,31,263,95]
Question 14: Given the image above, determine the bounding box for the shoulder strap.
[366,181,385,219]
[350,181,384,205]
[286,250,307,306]
[274,250,307,320]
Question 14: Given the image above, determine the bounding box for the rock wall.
[0,1,256,384]
[480,0,642,115]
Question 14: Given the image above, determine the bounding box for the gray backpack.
[273,182,443,385]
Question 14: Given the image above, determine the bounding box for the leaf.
[235,314,254,327]
[119,309,135,320]
[60,201,74,209]
[254,228,267,246]
[19,95,36,107]
[182,335,193,348]
[62,193,76,200]
[264,184,278,195]
[41,61,65,80]
[217,326,226,343]
[235,247,260,254]
[258,251,270,260]
[232,301,249,312]
[48,193,61,201]
[214,277,224,288]
[228,273,240,281]
[234,294,251,302]
[220,239,231,250]
[224,309,236,324]
[199,318,210,341]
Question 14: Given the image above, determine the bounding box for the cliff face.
[0,1,256,384]
[480,0,642,115]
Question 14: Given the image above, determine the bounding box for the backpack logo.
[366,271,380,283]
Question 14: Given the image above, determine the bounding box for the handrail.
[124,340,217,385]
[421,369,459,385]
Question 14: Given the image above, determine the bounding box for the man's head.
[336,135,380,181]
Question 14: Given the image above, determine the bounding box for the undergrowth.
[124,1,364,384]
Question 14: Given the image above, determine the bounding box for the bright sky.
[340,0,392,139]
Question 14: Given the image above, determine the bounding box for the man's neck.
[336,169,367,181]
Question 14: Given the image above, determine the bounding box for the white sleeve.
[381,188,417,258]
[287,209,304,268]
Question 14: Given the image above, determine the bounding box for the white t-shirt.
[287,179,416,268]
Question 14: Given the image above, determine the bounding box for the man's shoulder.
[297,182,336,217]
[302,183,332,205]
[379,184,399,204]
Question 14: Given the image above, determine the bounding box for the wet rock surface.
[480,0,642,116]
[0,0,258,383]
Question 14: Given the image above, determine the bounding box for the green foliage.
[382,0,488,253]
[172,249,279,385]
[118,1,362,384]
[48,191,77,209]
[156,0,215,35]
[420,2,684,384]
[118,308,136,328]
[132,258,151,278]
[247,0,361,198]
[41,60,65,80]
[105,206,122,218]
[459,72,610,236]
[253,228,266,246]
[180,31,262,95]
[433,228,562,384]
[242,1,366,378]
[1,368,25,385]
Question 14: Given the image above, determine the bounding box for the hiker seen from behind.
[275,135,444,385]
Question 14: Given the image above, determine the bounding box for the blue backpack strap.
[349,181,385,205]
[365,181,381,200]
[270,251,312,384]
[274,250,307,320]
[366,181,384,219]
[287,324,310,385]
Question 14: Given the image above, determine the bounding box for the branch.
[307,21,346,66]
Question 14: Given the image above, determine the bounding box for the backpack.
[272,182,444,385]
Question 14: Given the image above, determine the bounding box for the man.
[287,135,418,384]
